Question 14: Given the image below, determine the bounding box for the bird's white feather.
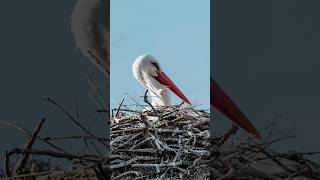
[132,54,171,106]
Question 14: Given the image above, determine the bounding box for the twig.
[115,99,124,117]
[143,90,158,116]
[86,75,108,109]
[13,118,45,175]
[7,148,100,162]
[43,135,109,142]
[217,124,238,147]
[99,161,110,180]
[1,120,65,152]
[4,151,11,178]
[43,96,108,148]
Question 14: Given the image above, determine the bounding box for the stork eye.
[151,62,160,71]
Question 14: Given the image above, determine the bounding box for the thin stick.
[1,120,65,152]
[13,118,45,175]
[43,96,108,148]
[144,90,158,116]
[43,135,109,142]
[86,75,108,109]
[7,148,100,162]
[115,99,124,117]
[4,151,11,178]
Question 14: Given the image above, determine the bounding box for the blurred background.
[0,0,107,168]
[212,0,320,159]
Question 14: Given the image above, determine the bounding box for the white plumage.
[132,55,171,106]
[132,54,191,107]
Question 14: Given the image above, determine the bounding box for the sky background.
[110,0,210,110]
[212,0,320,158]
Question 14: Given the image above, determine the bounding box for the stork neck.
[148,88,171,107]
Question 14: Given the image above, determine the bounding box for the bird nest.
[209,133,320,179]
[110,105,210,179]
[110,104,320,180]
[3,97,320,180]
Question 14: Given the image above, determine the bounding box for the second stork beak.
[153,71,192,105]
[211,79,261,139]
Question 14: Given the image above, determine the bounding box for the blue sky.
[110,0,210,109]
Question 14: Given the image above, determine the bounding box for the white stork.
[131,56,261,138]
[70,0,261,139]
[132,54,191,107]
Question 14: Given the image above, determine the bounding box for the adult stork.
[132,54,260,138]
[132,54,191,107]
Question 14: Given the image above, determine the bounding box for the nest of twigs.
[209,128,320,180]
[110,105,210,179]
[3,94,320,180]
[110,102,320,180]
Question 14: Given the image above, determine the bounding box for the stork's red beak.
[211,78,261,139]
[153,72,192,105]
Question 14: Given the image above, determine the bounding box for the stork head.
[132,54,192,105]
[133,54,162,77]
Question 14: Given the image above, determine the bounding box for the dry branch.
[1,98,110,180]
[1,120,65,152]
[43,96,109,148]
[13,118,45,176]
